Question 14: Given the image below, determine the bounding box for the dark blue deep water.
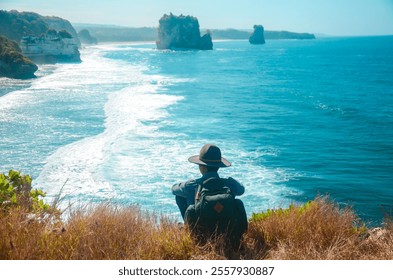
[1,36,393,224]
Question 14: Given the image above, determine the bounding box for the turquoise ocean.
[1,37,392,224]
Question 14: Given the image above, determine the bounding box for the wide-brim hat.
[188,144,231,168]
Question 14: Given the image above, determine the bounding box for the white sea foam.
[0,47,130,119]
[0,89,35,117]
[34,45,187,210]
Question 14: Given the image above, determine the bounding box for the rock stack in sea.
[249,25,266,45]
[156,13,213,50]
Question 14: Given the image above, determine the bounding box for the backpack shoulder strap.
[195,182,203,203]
[195,177,223,203]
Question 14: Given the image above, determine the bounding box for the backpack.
[184,177,248,247]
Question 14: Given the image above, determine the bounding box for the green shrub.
[0,170,50,212]
[252,200,315,221]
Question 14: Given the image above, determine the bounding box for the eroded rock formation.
[156,13,213,50]
[249,25,266,45]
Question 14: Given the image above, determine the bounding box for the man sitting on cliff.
[172,144,247,246]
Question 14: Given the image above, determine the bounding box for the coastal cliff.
[156,13,213,50]
[0,10,81,63]
[265,30,315,40]
[0,35,38,79]
[0,10,80,46]
[20,30,81,63]
[249,25,266,44]
[44,16,81,47]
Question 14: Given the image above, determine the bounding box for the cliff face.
[156,13,213,50]
[0,10,47,42]
[0,35,38,79]
[249,25,266,44]
[44,16,81,47]
[0,10,81,63]
[0,10,79,45]
[20,31,81,64]
[199,33,213,50]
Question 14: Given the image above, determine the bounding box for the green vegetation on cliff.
[0,10,47,42]
[0,35,38,79]
[0,170,391,260]
[0,10,81,64]
[0,10,80,46]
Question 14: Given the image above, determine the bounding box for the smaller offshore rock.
[249,25,266,45]
[199,33,213,50]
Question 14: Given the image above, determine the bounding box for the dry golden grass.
[244,197,393,260]
[1,196,392,260]
[0,205,200,260]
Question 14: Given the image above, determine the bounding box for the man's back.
[184,177,248,248]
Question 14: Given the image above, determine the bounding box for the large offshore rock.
[249,25,266,45]
[156,13,213,50]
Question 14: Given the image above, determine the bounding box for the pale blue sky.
[1,0,393,35]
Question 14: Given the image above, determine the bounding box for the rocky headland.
[156,13,213,50]
[44,15,81,47]
[20,30,81,64]
[265,30,316,40]
[0,35,38,79]
[0,10,80,47]
[0,10,81,64]
[249,25,266,44]
[78,29,98,45]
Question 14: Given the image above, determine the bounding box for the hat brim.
[188,155,231,168]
